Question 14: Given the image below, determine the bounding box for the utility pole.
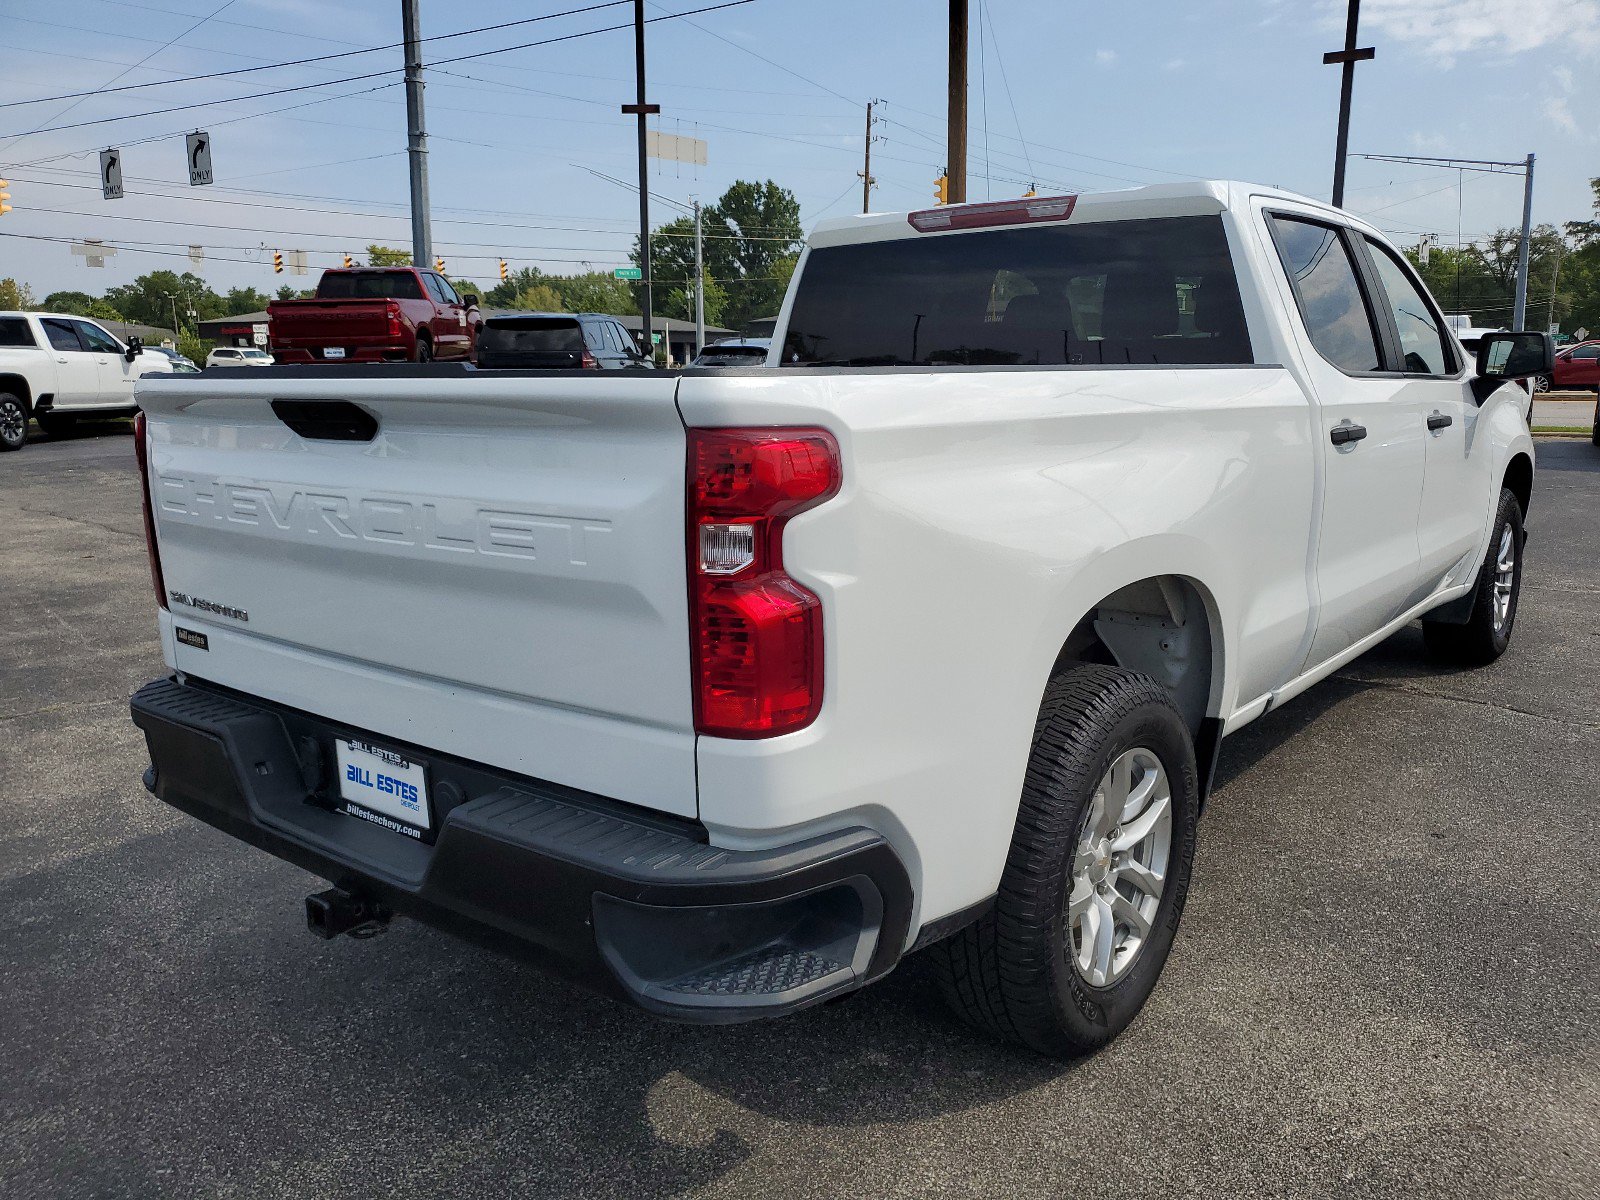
[1513,152,1535,331]
[401,0,432,270]
[1354,152,1538,330]
[693,199,705,355]
[859,100,877,214]
[621,0,659,357]
[947,0,968,204]
[1324,0,1375,208]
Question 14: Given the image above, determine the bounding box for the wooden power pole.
[947,0,968,204]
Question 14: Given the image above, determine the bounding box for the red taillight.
[580,349,600,369]
[907,193,1077,233]
[133,412,168,610]
[386,302,402,339]
[688,428,841,737]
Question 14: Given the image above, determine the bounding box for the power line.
[0,0,759,138]
[0,2,630,111]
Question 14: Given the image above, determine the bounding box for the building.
[197,310,270,349]
[99,319,178,347]
[612,314,736,365]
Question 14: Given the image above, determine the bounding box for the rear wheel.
[35,410,73,439]
[1591,397,1599,447]
[932,664,1199,1057]
[0,392,27,451]
[413,333,433,364]
[1423,488,1524,665]
[1531,374,1551,394]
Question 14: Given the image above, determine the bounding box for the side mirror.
[462,293,480,309]
[1473,331,1553,403]
[125,335,143,361]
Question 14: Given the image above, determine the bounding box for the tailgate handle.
[270,399,378,442]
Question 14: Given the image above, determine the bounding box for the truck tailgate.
[136,372,697,817]
[270,302,394,341]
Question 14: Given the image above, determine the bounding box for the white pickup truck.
[128,182,1549,1056]
[0,311,175,450]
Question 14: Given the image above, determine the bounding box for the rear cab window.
[782,215,1253,367]
[317,272,424,301]
[0,317,36,348]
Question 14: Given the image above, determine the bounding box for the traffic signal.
[498,259,508,282]
[273,251,283,274]
[1022,186,1037,198]
[0,180,10,216]
[434,257,445,272]
[934,174,949,205]
[343,253,353,268]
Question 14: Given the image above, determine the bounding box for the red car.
[268,268,481,364]
[1551,340,1600,391]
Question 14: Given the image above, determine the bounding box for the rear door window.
[0,317,36,347]
[782,214,1252,367]
[1268,216,1382,374]
[41,319,85,352]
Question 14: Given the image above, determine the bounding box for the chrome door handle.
[1427,411,1453,431]
[1330,420,1368,446]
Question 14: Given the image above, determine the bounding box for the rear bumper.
[130,677,912,1022]
[270,343,411,364]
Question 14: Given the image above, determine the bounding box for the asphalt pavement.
[2,420,1597,1199]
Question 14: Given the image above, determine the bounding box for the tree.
[366,244,412,266]
[104,271,223,329]
[41,290,97,314]
[0,278,37,309]
[506,284,566,312]
[632,180,803,331]
[84,299,125,324]
[276,285,312,301]
[550,271,637,315]
[486,266,548,307]
[1564,177,1600,246]
[224,287,270,316]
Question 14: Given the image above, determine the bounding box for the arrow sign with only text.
[100,149,123,200]
[186,132,213,186]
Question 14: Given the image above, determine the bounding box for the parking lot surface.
[2,424,1597,1199]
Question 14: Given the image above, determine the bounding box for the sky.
[0,0,1596,303]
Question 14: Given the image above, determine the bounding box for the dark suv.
[476,313,653,370]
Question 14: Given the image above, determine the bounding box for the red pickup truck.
[267,267,481,364]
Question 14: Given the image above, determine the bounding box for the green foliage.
[103,271,225,329]
[1407,224,1571,330]
[84,299,125,324]
[506,284,566,312]
[177,333,212,362]
[365,244,412,266]
[0,277,36,309]
[41,290,97,314]
[552,271,637,315]
[224,287,270,316]
[633,179,804,331]
[276,285,311,301]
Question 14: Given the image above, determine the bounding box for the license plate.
[323,346,346,359]
[333,738,431,839]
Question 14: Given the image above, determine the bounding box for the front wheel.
[0,392,27,451]
[1423,488,1524,665]
[932,664,1199,1057]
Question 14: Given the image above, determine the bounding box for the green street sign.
[651,333,663,344]
[613,266,642,280]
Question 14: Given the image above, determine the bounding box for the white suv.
[0,312,174,451]
[205,347,276,369]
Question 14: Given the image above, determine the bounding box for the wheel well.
[1504,453,1533,518]
[1050,576,1219,735]
[0,374,33,411]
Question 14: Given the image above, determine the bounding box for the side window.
[1364,240,1454,375]
[436,276,461,306]
[582,321,607,352]
[1572,345,1599,361]
[42,319,84,352]
[615,324,639,356]
[421,273,446,304]
[1268,215,1382,374]
[74,321,121,354]
[0,317,36,347]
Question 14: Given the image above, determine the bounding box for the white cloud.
[1163,58,1186,71]
[1323,0,1600,59]
[1095,48,1118,67]
[1553,65,1576,93]
[1543,95,1579,135]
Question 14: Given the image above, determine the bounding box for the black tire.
[413,333,433,364]
[1423,487,1524,666]
[0,392,27,451]
[35,410,73,439]
[932,664,1199,1057]
[1591,397,1599,447]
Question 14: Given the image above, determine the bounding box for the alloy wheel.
[1068,747,1173,988]
[1492,524,1517,634]
[0,399,23,447]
